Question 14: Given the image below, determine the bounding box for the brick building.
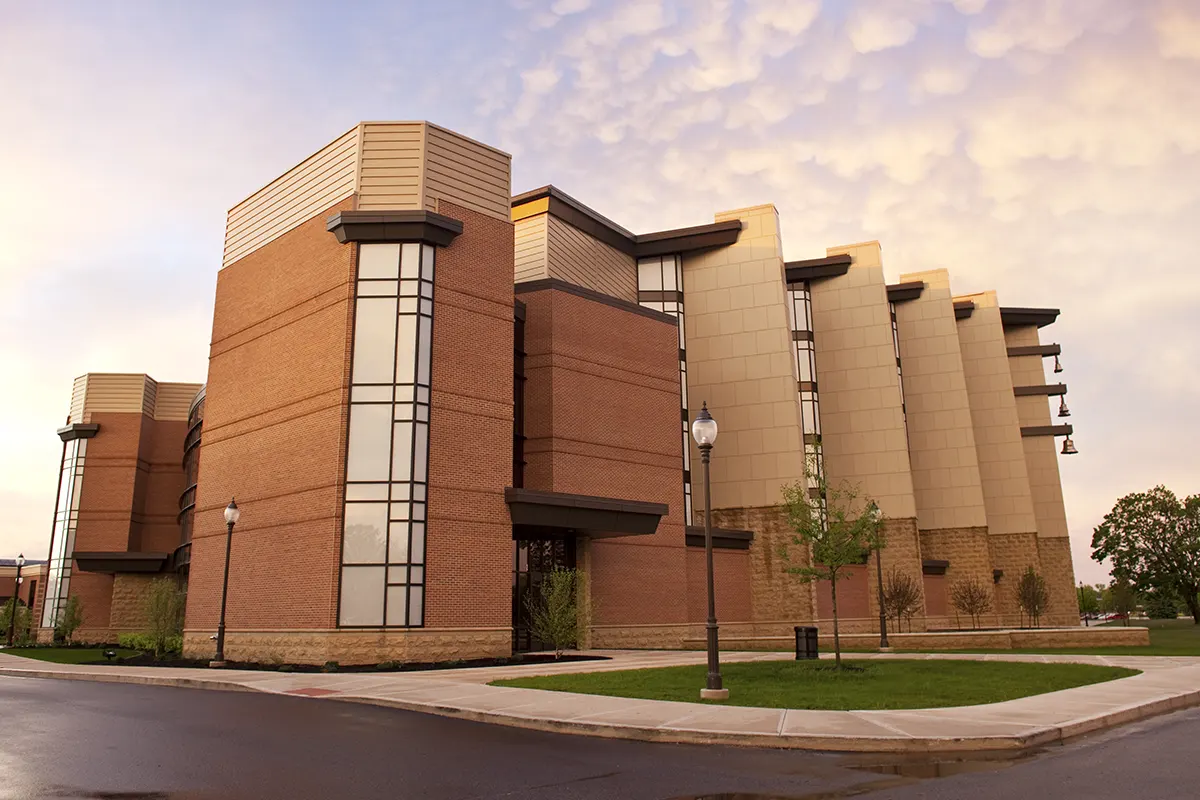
[34,121,1080,661]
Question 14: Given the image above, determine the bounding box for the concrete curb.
[5,661,1200,753]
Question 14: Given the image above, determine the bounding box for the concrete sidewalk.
[3,649,1199,753]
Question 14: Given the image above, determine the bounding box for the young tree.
[1109,578,1137,626]
[525,567,578,659]
[55,595,84,643]
[780,478,883,668]
[950,577,994,629]
[2,599,32,645]
[144,577,187,658]
[1077,584,1102,617]
[1015,567,1050,628]
[1092,486,1200,624]
[882,569,921,633]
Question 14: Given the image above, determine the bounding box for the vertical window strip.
[788,282,826,515]
[41,438,86,628]
[340,242,434,628]
[637,255,691,523]
[890,302,909,447]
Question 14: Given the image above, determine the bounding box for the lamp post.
[692,402,728,701]
[211,498,240,668]
[869,505,890,650]
[6,553,25,646]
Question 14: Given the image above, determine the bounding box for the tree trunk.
[831,574,842,668]
[1184,588,1200,625]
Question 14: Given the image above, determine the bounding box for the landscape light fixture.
[869,503,889,651]
[6,554,26,646]
[211,498,240,667]
[691,402,727,701]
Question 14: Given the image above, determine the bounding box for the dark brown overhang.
[505,487,668,538]
[922,559,950,576]
[1021,424,1074,437]
[327,210,463,247]
[1007,344,1062,358]
[784,254,852,283]
[953,300,975,320]
[635,220,742,257]
[1000,307,1060,329]
[515,277,676,325]
[685,526,755,550]
[511,185,742,258]
[57,423,99,442]
[886,281,926,303]
[74,551,169,574]
[1014,383,1067,397]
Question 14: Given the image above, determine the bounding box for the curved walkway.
[3,649,1199,753]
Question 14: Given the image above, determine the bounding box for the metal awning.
[73,551,169,574]
[505,488,667,539]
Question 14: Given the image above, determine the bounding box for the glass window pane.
[357,281,398,297]
[638,258,662,290]
[417,316,432,385]
[416,404,429,422]
[400,279,419,297]
[386,585,408,625]
[399,297,418,314]
[339,566,385,625]
[395,315,417,384]
[421,244,435,281]
[413,423,428,483]
[352,298,398,384]
[392,422,413,481]
[351,385,392,403]
[419,298,432,315]
[408,585,424,626]
[417,386,430,404]
[396,385,414,403]
[390,502,411,521]
[359,244,400,279]
[400,243,421,279]
[346,405,392,481]
[394,403,414,421]
[388,522,410,562]
[390,483,411,501]
[412,502,426,521]
[413,484,426,502]
[387,566,409,584]
[409,566,424,584]
[343,503,387,563]
[346,483,388,501]
[411,523,425,562]
[420,281,433,299]
[662,257,677,291]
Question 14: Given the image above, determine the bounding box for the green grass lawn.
[492,659,1139,710]
[2,647,140,664]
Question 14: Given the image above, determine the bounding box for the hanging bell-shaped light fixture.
[1058,397,1071,417]
[1061,436,1078,455]
[1053,354,1063,373]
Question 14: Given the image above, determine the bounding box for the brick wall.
[185,197,356,635]
[424,201,514,630]
[685,546,752,623]
[519,284,688,630]
[714,506,816,625]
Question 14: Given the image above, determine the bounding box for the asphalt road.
[1,675,1198,800]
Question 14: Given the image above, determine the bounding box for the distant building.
[35,122,1079,660]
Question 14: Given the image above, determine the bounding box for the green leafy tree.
[950,577,993,629]
[55,594,84,643]
[1108,578,1137,625]
[144,577,187,658]
[1015,567,1050,628]
[882,569,921,633]
[1091,486,1200,624]
[1078,583,1102,616]
[1144,589,1179,619]
[780,477,883,667]
[525,567,578,659]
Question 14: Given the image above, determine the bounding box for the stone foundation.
[1038,536,1081,627]
[713,506,816,625]
[181,627,511,666]
[685,625,1151,652]
[988,531,1041,626]
[920,526,998,627]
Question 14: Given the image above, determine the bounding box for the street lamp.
[869,505,890,651]
[692,402,727,701]
[6,554,25,646]
[211,498,240,668]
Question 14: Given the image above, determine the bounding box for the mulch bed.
[80,651,607,673]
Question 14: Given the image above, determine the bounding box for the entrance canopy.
[504,488,667,540]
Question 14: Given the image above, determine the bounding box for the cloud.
[1156,3,1200,59]
[847,7,919,53]
[968,0,1134,58]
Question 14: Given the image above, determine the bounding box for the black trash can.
[794,626,819,660]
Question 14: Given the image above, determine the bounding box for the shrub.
[118,632,182,654]
[1016,567,1051,628]
[882,569,922,633]
[144,577,186,658]
[321,660,339,673]
[377,660,400,670]
[950,577,994,630]
[1145,590,1180,619]
[525,567,579,659]
[1,599,33,645]
[278,664,294,673]
[55,595,84,644]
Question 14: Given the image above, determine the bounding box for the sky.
[2,0,1198,585]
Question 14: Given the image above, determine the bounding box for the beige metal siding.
[809,242,917,519]
[356,122,425,212]
[69,375,88,424]
[545,215,637,303]
[223,127,358,268]
[71,374,155,419]
[515,213,549,284]
[683,204,803,511]
[422,123,512,222]
[956,292,1039,536]
[895,269,987,530]
[153,382,205,421]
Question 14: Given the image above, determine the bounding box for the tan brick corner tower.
[184,122,515,665]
